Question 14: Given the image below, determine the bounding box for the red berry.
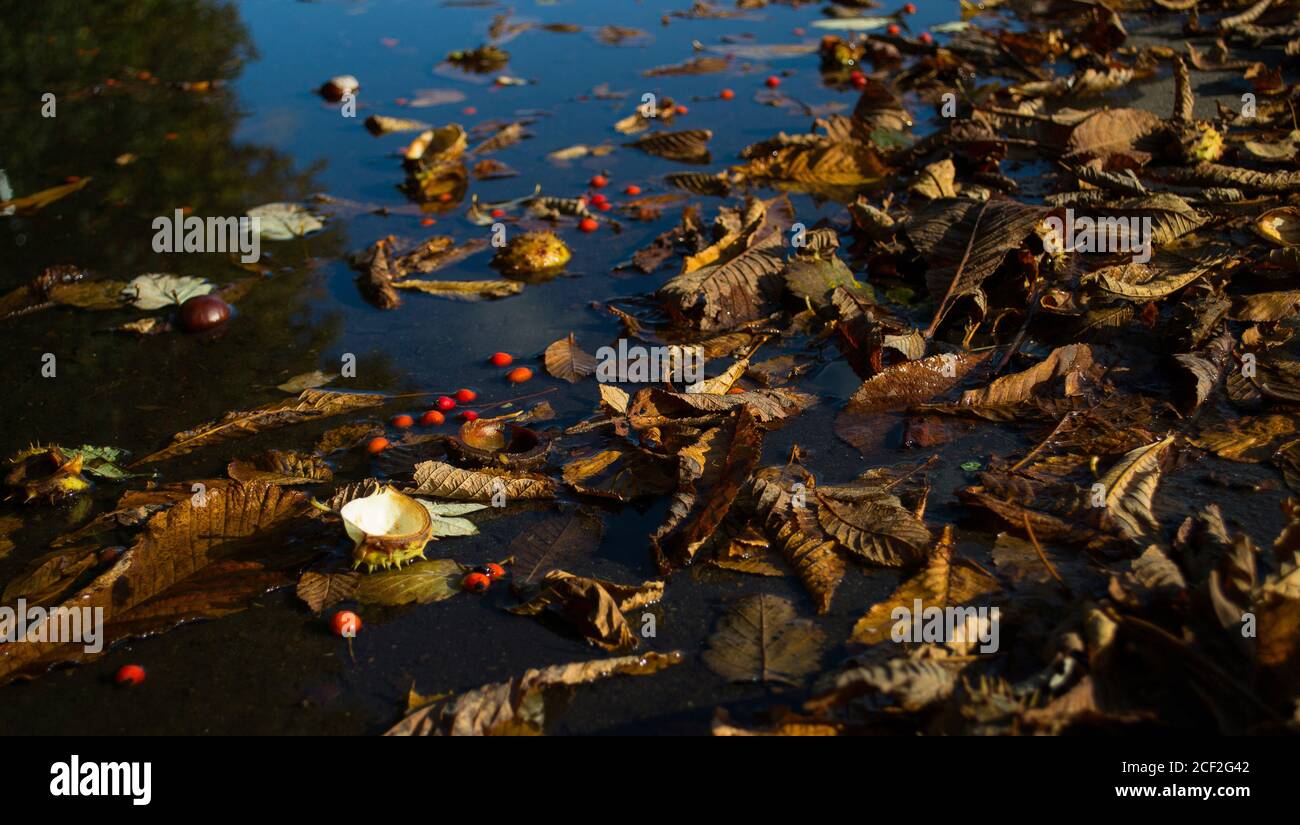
[674,104,688,115]
[420,217,435,226]
[887,24,901,36]
[578,217,599,233]
[506,366,533,384]
[490,208,505,218]
[459,410,479,421]
[765,75,780,88]
[590,193,608,205]
[490,351,513,366]
[920,31,933,44]
[331,610,361,638]
[419,410,445,426]
[391,414,414,429]
[793,27,806,36]
[436,396,456,411]
[720,88,735,100]
[462,572,491,593]
[115,664,146,686]
[624,184,642,196]
[850,70,865,82]
[596,202,612,212]
[438,192,453,202]
[366,436,390,454]
[395,97,408,106]
[853,75,867,90]
[463,106,477,115]
[589,174,608,188]
[484,562,506,580]
[903,3,917,13]
[455,388,477,403]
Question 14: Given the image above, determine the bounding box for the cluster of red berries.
[489,351,532,384]
[367,388,480,454]
[462,562,506,593]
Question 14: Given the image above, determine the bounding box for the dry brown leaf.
[385,651,682,735]
[701,594,825,685]
[407,460,556,501]
[850,526,1000,645]
[134,389,385,465]
[544,333,598,382]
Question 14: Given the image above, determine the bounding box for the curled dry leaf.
[1095,436,1175,540]
[509,570,663,651]
[815,492,931,567]
[850,526,1000,646]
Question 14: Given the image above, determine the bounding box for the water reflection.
[0,0,397,469]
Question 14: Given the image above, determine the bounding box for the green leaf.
[121,273,213,310]
[58,444,137,480]
[246,202,324,241]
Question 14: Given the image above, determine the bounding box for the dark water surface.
[0,0,1286,735]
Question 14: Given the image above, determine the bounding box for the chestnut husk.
[445,424,550,470]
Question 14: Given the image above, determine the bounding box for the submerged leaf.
[701,594,826,685]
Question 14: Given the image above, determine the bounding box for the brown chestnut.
[178,294,231,332]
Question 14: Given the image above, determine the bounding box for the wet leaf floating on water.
[355,559,465,606]
[391,278,522,300]
[815,492,931,567]
[314,421,384,456]
[907,198,1049,337]
[0,482,311,684]
[364,114,431,136]
[245,202,325,241]
[510,509,605,587]
[509,570,663,651]
[121,273,213,310]
[228,450,333,485]
[749,465,844,614]
[407,460,556,501]
[0,176,92,215]
[809,658,963,715]
[959,344,1099,408]
[277,370,335,393]
[702,594,826,686]
[296,570,360,614]
[642,55,730,77]
[626,129,713,164]
[134,389,385,465]
[836,352,990,455]
[385,651,682,736]
[657,229,785,331]
[543,333,598,382]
